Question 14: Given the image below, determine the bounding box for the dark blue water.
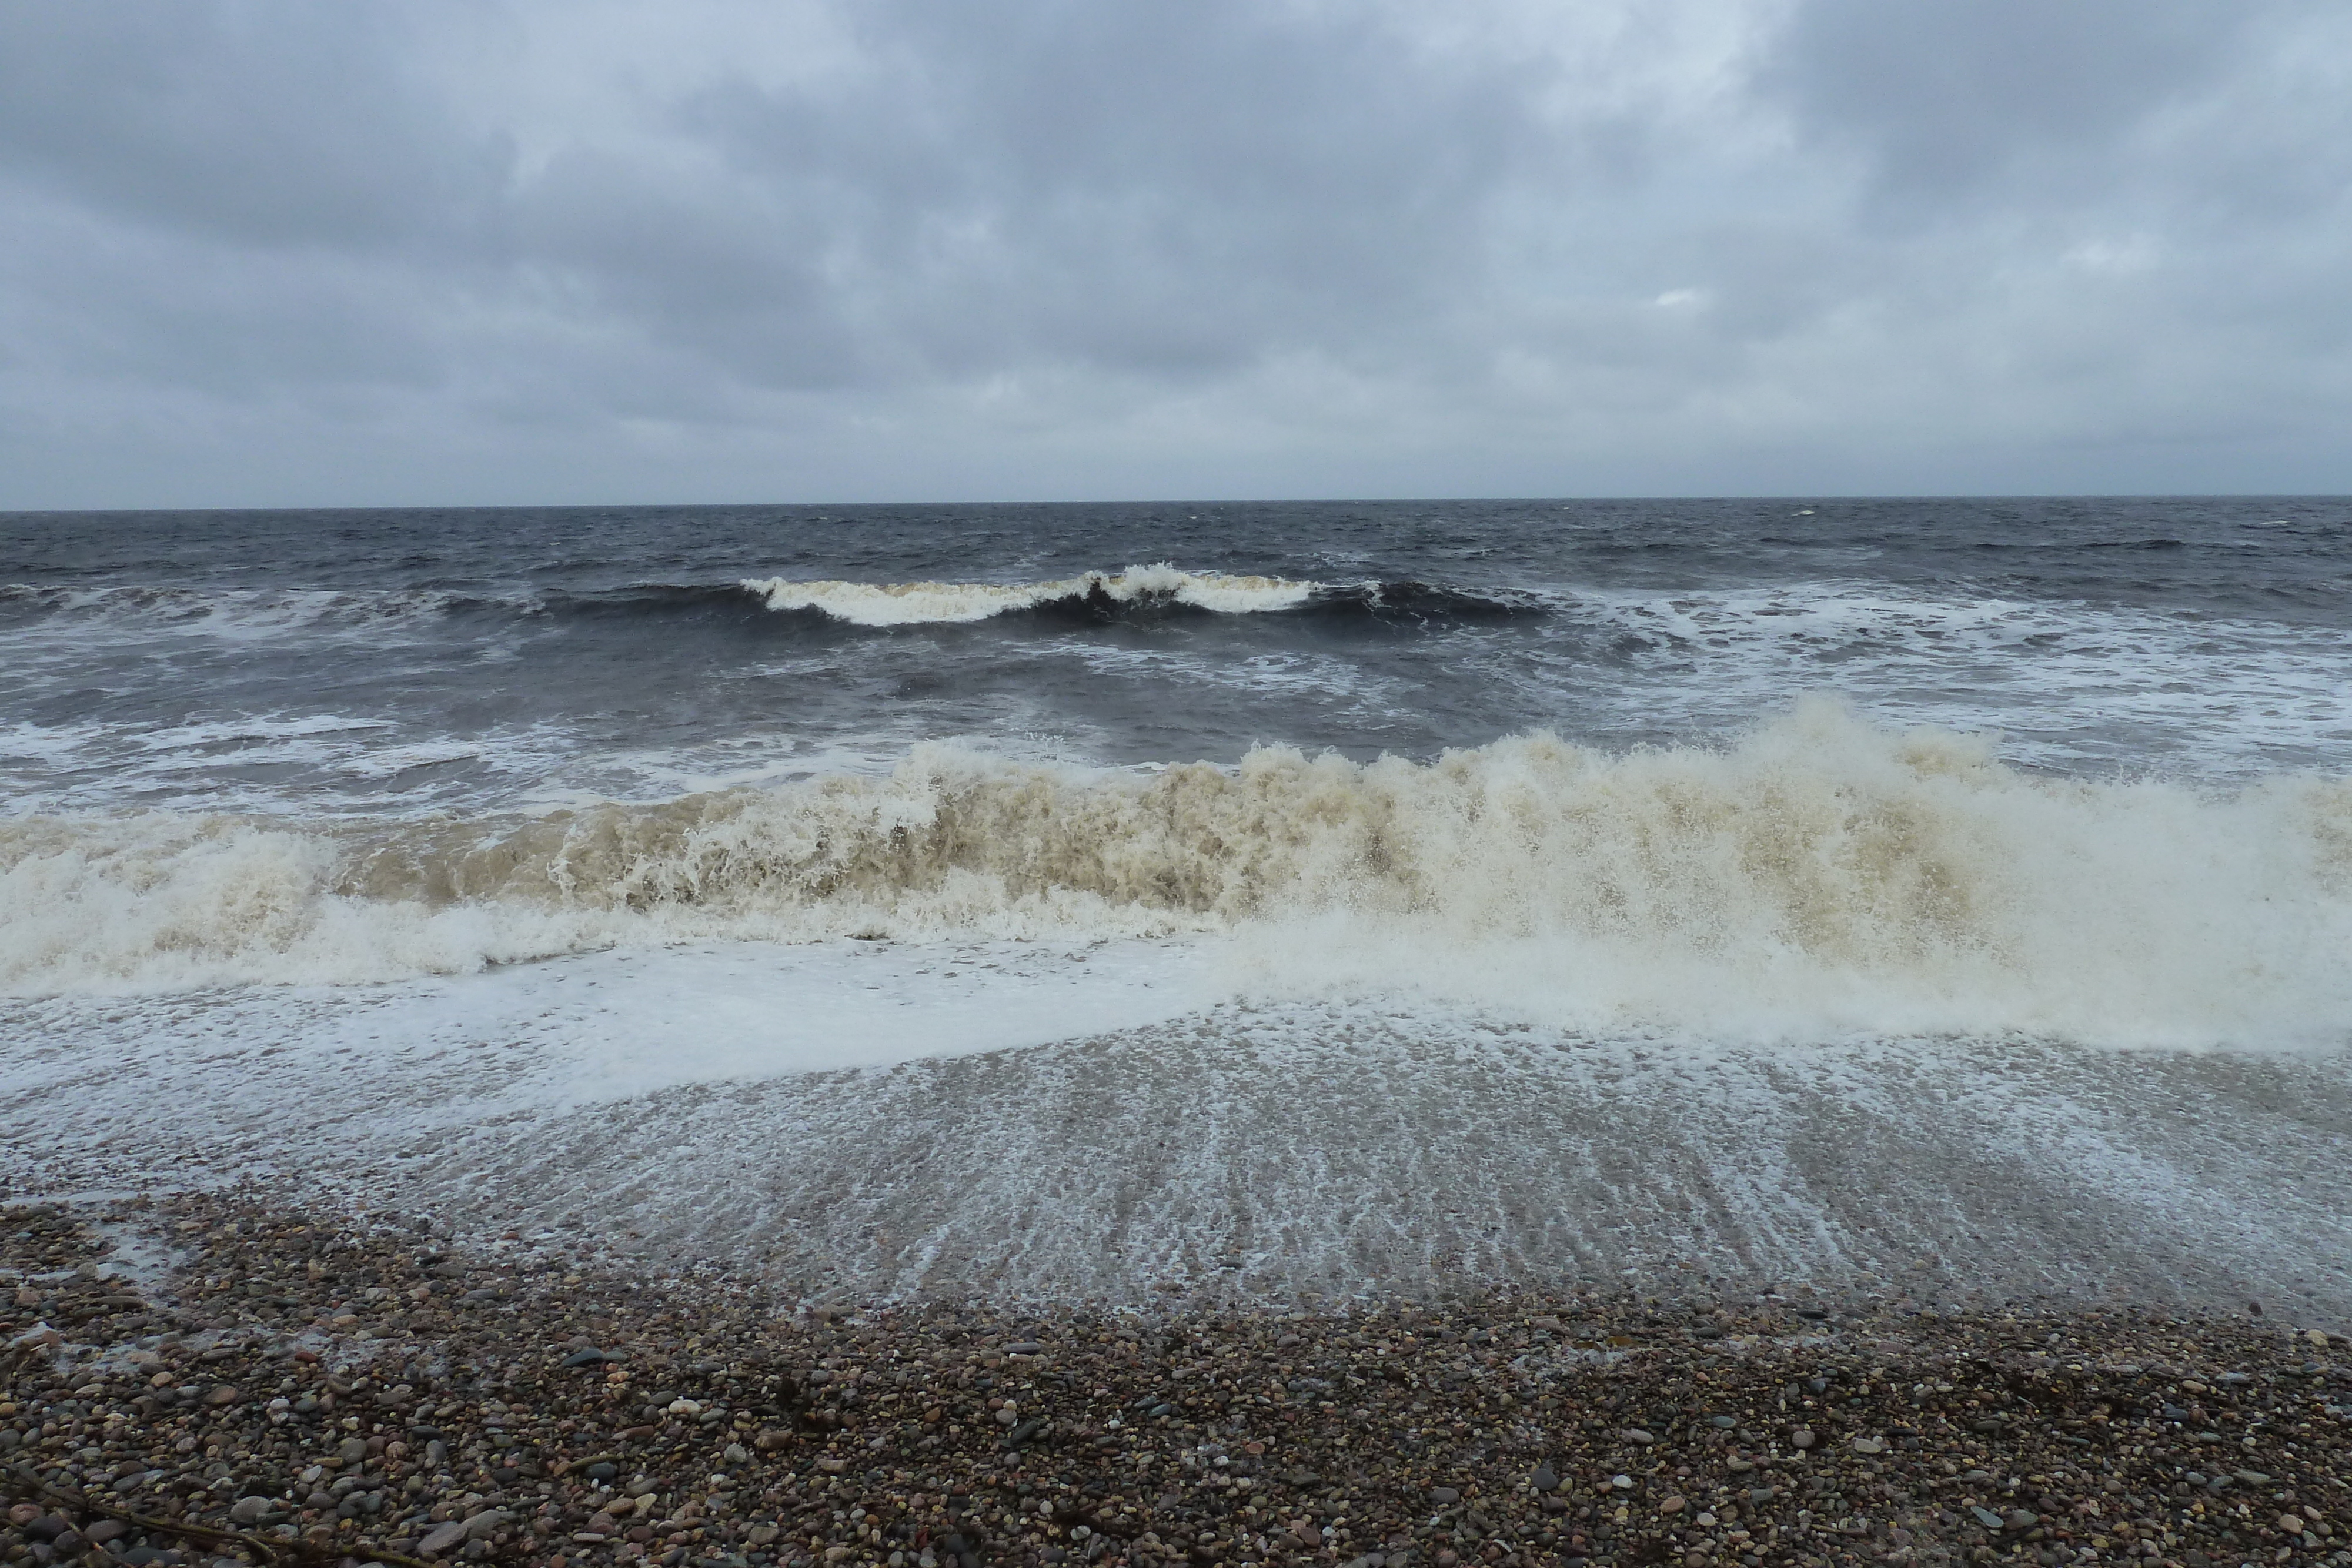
[4,496,2349,820]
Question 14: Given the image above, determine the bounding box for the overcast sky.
[3,0,2347,506]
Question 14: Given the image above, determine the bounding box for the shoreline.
[4,1194,2347,1568]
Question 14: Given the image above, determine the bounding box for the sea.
[4,497,2351,1314]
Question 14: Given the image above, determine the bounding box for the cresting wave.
[2,569,1532,637]
[743,564,1315,624]
[6,703,2351,1045]
[740,566,1534,626]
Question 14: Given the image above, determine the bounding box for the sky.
[2,0,2348,507]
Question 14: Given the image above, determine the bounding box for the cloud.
[0,0,2346,505]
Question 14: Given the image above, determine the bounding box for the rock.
[1970,1506,2004,1530]
[2280,1513,2309,1534]
[205,1385,242,1406]
[1790,1429,1816,1449]
[560,1348,613,1368]
[2006,1509,2037,1529]
[1659,1495,1685,1514]
[85,1522,127,1546]
[419,1520,470,1556]
[228,1496,270,1524]
[586,1462,619,1482]
[2234,1470,2271,1486]
[1850,1436,1885,1455]
[339,1436,369,1464]
[464,1508,510,1540]
[1429,1487,1460,1506]
[1708,1415,1735,1428]
[1530,1466,1558,1492]
[1004,1342,1044,1356]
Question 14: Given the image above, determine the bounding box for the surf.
[5,702,2348,1048]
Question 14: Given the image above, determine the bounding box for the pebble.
[2,1194,2346,1568]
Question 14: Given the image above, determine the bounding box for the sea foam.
[741,564,1318,624]
[6,703,2348,1047]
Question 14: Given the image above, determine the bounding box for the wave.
[741,566,1535,627]
[7,703,2350,1047]
[3,568,1535,639]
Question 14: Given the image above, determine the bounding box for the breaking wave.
[741,566,1534,627]
[3,568,1535,640]
[6,703,2350,1045]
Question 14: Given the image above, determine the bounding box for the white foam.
[1566,582,2352,777]
[742,563,1318,625]
[5,703,2350,1049]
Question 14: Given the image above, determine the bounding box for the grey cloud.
[0,6,507,251]
[0,0,2347,505]
[1762,0,2267,206]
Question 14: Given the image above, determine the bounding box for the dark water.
[8,500,2352,1311]
[5,496,2348,818]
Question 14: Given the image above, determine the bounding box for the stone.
[228,1496,270,1524]
[1659,1496,1685,1514]
[1790,1429,1816,1450]
[1429,1487,1460,1506]
[1004,1342,1044,1356]
[1530,1466,1558,1492]
[1850,1437,1885,1455]
[2006,1509,2037,1530]
[1621,1427,1656,1445]
[1970,1507,2004,1530]
[419,1520,470,1556]
[465,1509,510,1540]
[1708,1415,1735,1429]
[339,1436,369,1464]
[85,1522,127,1546]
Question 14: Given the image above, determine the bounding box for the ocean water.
[5,498,2351,1310]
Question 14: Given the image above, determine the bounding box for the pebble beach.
[4,1196,2347,1568]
